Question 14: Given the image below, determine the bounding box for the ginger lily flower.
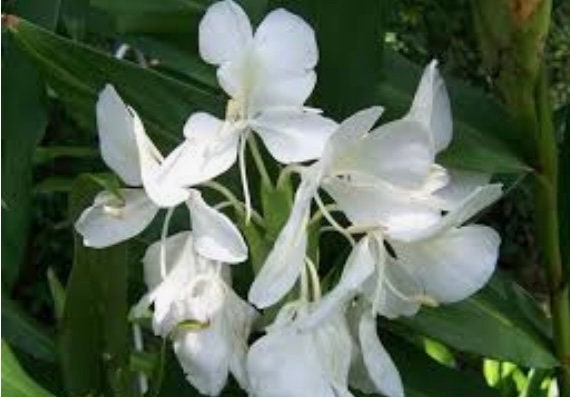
[247,302,354,397]
[248,235,403,397]
[329,179,502,318]
[248,105,434,308]
[160,0,337,219]
[74,84,184,247]
[347,302,404,397]
[248,61,500,310]
[74,86,247,263]
[320,61,503,317]
[134,231,256,396]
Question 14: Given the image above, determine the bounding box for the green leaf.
[1,297,57,362]
[60,174,135,397]
[92,0,268,35]
[86,172,123,200]
[1,340,58,397]
[261,175,293,240]
[34,146,98,165]
[6,16,224,150]
[376,51,531,174]
[1,33,48,289]
[239,220,271,275]
[272,0,386,118]
[1,0,61,289]
[33,177,75,194]
[123,35,217,88]
[383,333,501,397]
[92,0,205,34]
[46,268,66,322]
[400,273,558,368]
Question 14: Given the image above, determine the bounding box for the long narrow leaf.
[59,175,135,397]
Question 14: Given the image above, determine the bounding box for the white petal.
[251,108,337,163]
[299,236,375,330]
[247,70,317,114]
[96,85,141,186]
[174,318,231,396]
[216,56,248,100]
[130,109,190,207]
[160,113,239,188]
[74,189,158,248]
[347,304,376,394]
[174,276,255,396]
[248,176,316,308]
[322,107,383,169]
[359,312,404,397]
[199,0,252,65]
[416,164,450,196]
[433,169,491,211]
[187,190,248,263]
[221,287,258,391]
[323,177,441,239]
[311,313,354,392]
[397,183,503,241]
[143,232,199,335]
[407,60,452,153]
[332,118,434,189]
[254,8,317,72]
[142,231,195,290]
[247,329,336,397]
[392,225,500,303]
[370,256,422,319]
[327,106,384,148]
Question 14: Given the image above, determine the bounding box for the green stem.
[202,181,266,227]
[247,133,273,188]
[534,71,570,396]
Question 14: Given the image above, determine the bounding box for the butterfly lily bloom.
[347,301,404,397]
[248,61,501,310]
[134,231,256,396]
[329,178,502,318]
[74,86,247,264]
[247,302,354,397]
[321,62,502,317]
[248,244,401,397]
[159,0,337,219]
[248,104,434,308]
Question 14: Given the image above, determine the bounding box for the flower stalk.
[534,71,570,396]
[473,0,570,393]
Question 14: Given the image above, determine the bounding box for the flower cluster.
[75,1,502,396]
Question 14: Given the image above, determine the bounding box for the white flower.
[347,303,404,397]
[74,86,247,262]
[354,185,502,319]
[248,61,502,312]
[248,104,434,308]
[159,0,337,216]
[247,302,354,397]
[247,235,403,397]
[134,231,256,396]
[74,84,183,246]
[320,61,503,318]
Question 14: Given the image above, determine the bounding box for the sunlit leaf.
[1,340,58,397]
[400,274,558,368]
